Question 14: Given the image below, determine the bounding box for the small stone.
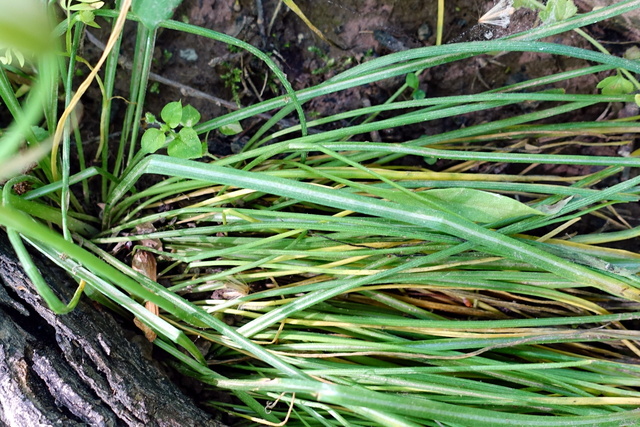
[625,46,640,60]
[417,23,432,41]
[179,48,198,62]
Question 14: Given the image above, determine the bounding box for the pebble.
[417,23,432,41]
[179,48,198,62]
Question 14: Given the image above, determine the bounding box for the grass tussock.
[2,1,640,425]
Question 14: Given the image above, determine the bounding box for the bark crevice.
[0,233,223,427]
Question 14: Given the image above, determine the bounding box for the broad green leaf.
[132,0,183,31]
[423,156,437,165]
[405,73,419,89]
[597,74,634,95]
[167,127,204,159]
[180,104,201,127]
[31,126,49,142]
[161,101,182,128]
[539,0,578,23]
[220,122,243,136]
[422,188,544,223]
[140,128,166,153]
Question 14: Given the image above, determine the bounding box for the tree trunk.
[0,233,224,427]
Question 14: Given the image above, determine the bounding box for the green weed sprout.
[142,101,242,159]
[142,101,206,159]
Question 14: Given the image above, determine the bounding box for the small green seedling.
[221,64,243,105]
[597,72,635,95]
[142,101,208,159]
[307,46,353,76]
[308,46,335,75]
[405,73,425,100]
[60,0,105,28]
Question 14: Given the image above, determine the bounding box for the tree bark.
[0,233,224,427]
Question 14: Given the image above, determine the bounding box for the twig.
[255,0,267,44]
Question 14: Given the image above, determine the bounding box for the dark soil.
[82,0,639,161]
